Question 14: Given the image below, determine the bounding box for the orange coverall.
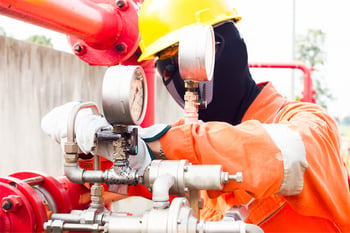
[160,82,350,232]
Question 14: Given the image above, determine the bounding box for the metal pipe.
[184,81,200,124]
[67,102,99,145]
[50,212,82,223]
[198,221,263,233]
[107,216,143,233]
[44,220,104,232]
[64,162,138,185]
[22,176,45,186]
[249,62,315,103]
[152,174,175,207]
[198,221,243,233]
[61,223,103,231]
[145,160,228,193]
[64,162,85,184]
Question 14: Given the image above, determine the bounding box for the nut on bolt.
[116,43,128,54]
[2,195,23,212]
[2,200,12,211]
[116,0,128,10]
[73,43,86,56]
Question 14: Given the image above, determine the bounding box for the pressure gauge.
[178,24,215,82]
[102,65,147,125]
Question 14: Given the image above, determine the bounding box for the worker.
[41,0,350,232]
[135,0,350,232]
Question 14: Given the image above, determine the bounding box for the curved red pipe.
[249,62,315,103]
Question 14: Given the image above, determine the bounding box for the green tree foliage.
[25,35,53,48]
[296,29,333,109]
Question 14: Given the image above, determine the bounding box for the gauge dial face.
[129,69,146,124]
[102,65,147,125]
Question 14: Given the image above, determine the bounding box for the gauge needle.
[132,87,139,104]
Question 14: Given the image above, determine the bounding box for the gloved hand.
[128,124,171,172]
[108,124,171,195]
[128,139,152,175]
[41,101,113,155]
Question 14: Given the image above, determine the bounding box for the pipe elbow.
[64,163,84,184]
[152,174,175,205]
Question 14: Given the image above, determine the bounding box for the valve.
[143,160,242,194]
[46,96,251,233]
[45,176,263,233]
[0,1,264,232]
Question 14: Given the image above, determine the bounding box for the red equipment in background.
[0,0,316,128]
[249,62,315,103]
[0,172,91,232]
[0,1,315,232]
[0,0,141,65]
[0,0,156,128]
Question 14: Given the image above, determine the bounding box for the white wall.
[0,36,183,177]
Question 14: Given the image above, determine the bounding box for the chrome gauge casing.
[102,65,147,125]
[178,24,215,82]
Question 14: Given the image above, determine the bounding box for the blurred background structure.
[0,0,349,175]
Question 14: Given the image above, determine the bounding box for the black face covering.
[156,55,186,108]
[156,21,261,125]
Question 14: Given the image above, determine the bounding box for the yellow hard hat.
[138,0,241,61]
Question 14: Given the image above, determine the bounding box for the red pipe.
[0,0,154,122]
[0,0,140,65]
[0,0,154,124]
[249,62,315,103]
[0,0,120,46]
[140,61,156,127]
[123,49,155,127]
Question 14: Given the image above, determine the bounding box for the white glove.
[41,101,113,155]
[128,139,152,175]
[41,101,80,144]
[74,113,112,154]
[127,124,171,173]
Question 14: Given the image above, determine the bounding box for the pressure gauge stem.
[184,81,200,124]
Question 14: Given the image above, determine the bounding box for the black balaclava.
[156,21,261,125]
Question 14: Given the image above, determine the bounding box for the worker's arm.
[274,102,350,225]
[158,103,350,226]
[160,119,286,198]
